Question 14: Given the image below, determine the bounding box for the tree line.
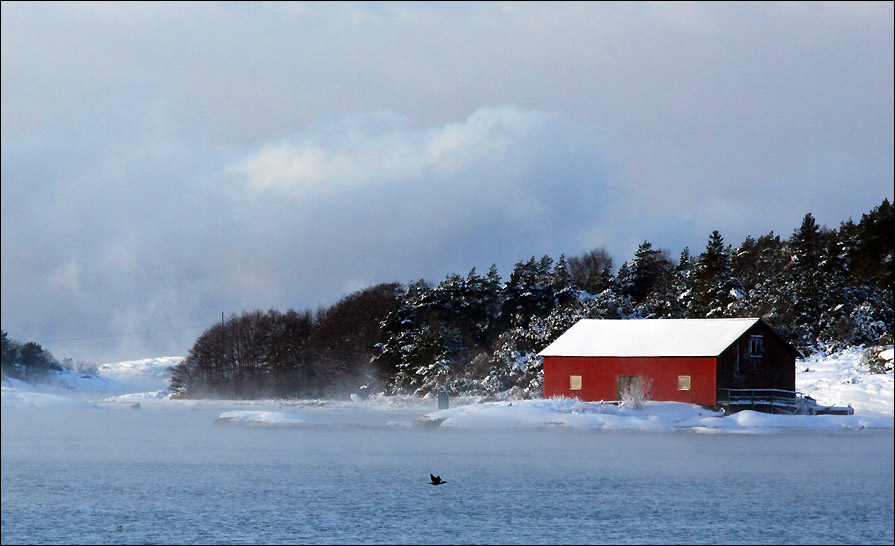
[162,198,891,399]
[1,332,64,382]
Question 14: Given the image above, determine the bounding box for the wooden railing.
[717,388,854,415]
[719,388,797,404]
[717,388,810,415]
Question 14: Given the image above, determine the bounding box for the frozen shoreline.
[2,345,892,434]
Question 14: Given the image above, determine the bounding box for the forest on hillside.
[158,199,892,399]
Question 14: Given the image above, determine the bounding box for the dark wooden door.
[616,375,643,400]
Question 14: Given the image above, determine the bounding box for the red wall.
[542,356,718,406]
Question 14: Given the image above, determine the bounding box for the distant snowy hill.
[5,366,128,394]
[1,367,126,408]
[96,356,183,392]
[1,356,182,408]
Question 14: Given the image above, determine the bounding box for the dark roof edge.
[717,318,802,359]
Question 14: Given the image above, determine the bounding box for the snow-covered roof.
[538,318,762,357]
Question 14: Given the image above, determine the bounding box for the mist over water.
[2,405,893,545]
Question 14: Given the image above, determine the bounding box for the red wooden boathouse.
[539,318,799,407]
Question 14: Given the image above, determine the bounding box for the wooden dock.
[717,388,854,415]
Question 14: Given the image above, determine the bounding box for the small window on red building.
[678,375,691,391]
[570,375,582,390]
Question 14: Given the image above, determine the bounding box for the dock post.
[438,390,450,410]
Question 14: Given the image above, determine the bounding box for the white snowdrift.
[685,409,891,433]
[414,398,894,432]
[214,410,326,428]
[414,399,706,431]
[1,381,97,409]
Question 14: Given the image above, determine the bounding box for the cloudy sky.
[2,2,893,364]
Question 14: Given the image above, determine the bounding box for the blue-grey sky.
[2,2,893,364]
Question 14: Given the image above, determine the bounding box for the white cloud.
[220,105,614,299]
[228,106,549,198]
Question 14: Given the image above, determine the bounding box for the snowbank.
[414,399,705,431]
[214,410,326,428]
[879,347,894,362]
[1,379,98,409]
[797,346,894,418]
[685,410,892,433]
[414,398,894,432]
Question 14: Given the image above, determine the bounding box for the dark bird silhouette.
[429,474,447,485]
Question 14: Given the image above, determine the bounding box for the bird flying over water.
[429,474,447,485]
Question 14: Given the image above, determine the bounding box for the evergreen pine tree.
[785,213,828,350]
[1,330,16,377]
[503,255,557,328]
[626,241,665,304]
[639,248,677,318]
[851,198,893,292]
[688,231,737,317]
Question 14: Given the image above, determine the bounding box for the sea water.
[2,404,893,544]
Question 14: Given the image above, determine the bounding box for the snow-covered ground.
[2,347,892,433]
[413,397,892,433]
[96,356,183,392]
[0,376,101,409]
[796,346,893,418]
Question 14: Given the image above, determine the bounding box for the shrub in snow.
[619,377,653,410]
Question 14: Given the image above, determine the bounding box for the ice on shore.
[214,410,326,428]
[413,398,894,432]
[3,346,892,434]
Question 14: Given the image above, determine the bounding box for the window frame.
[749,335,765,357]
